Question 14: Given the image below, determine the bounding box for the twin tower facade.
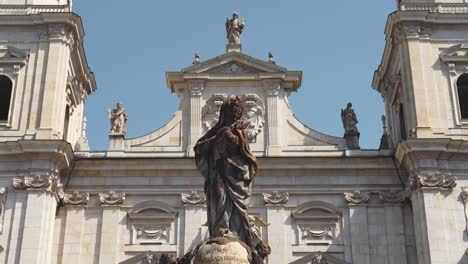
[0,0,467,263]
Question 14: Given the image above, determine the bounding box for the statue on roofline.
[226,12,245,45]
[341,102,359,134]
[108,101,128,135]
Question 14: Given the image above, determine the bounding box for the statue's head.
[347,102,352,109]
[232,12,238,19]
[117,102,123,109]
[220,95,244,124]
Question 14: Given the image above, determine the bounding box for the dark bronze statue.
[195,95,258,247]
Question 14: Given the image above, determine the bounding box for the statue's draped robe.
[227,19,242,44]
[195,123,257,247]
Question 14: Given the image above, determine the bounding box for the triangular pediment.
[182,51,287,74]
[289,252,349,264]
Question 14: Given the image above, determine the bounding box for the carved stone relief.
[344,190,371,204]
[262,191,289,205]
[63,191,89,205]
[201,94,265,139]
[378,190,407,203]
[406,171,457,193]
[181,191,206,205]
[99,191,126,205]
[300,226,332,241]
[136,226,169,242]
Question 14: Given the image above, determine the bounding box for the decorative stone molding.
[406,171,457,193]
[136,226,168,242]
[12,175,64,201]
[99,191,125,206]
[63,191,89,206]
[128,201,178,246]
[393,24,432,45]
[300,226,332,241]
[263,80,281,96]
[400,3,468,13]
[262,191,289,205]
[0,5,70,15]
[344,190,371,204]
[378,190,407,203]
[461,188,468,234]
[181,191,206,205]
[188,80,204,96]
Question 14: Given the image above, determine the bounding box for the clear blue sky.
[74,1,396,151]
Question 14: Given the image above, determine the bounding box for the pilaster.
[263,80,282,156]
[266,204,287,264]
[344,191,371,264]
[187,81,205,156]
[61,193,88,264]
[395,139,462,264]
[36,25,75,139]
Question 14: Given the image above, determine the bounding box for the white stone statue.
[108,102,128,134]
[226,12,245,45]
[341,102,359,134]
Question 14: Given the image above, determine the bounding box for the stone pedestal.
[344,132,360,149]
[108,133,125,151]
[226,44,242,53]
[192,237,251,264]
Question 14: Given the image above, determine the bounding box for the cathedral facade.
[0,0,467,263]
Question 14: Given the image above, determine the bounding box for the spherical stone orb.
[193,237,252,264]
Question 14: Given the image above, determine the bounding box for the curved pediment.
[292,201,341,221]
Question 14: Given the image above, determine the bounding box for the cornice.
[0,140,74,169]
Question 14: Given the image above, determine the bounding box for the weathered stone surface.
[194,238,251,264]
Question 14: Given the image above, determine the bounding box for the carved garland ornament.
[201,94,265,139]
[406,171,457,192]
[136,226,168,241]
[300,226,332,241]
[378,190,407,203]
[181,191,206,205]
[63,191,89,205]
[99,191,126,205]
[262,191,289,205]
[344,190,371,204]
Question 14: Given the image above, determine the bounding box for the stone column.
[263,80,282,156]
[344,191,371,264]
[12,174,63,264]
[187,81,205,157]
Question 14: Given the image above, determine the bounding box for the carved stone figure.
[341,102,359,134]
[194,95,262,251]
[225,12,245,44]
[108,102,128,134]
